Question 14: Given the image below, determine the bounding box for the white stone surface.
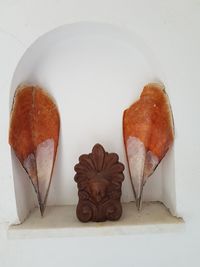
[0,0,200,266]
[8,202,183,239]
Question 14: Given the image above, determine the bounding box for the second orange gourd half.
[123,83,174,210]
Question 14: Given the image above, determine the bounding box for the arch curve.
[9,22,176,222]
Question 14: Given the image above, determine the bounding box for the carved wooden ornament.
[74,144,125,222]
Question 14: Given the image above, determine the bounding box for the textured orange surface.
[9,85,60,215]
[123,83,174,160]
[9,85,60,164]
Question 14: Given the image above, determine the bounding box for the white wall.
[10,21,176,222]
[0,0,200,266]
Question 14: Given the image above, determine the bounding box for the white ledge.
[8,202,183,239]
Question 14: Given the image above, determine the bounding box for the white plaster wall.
[10,21,175,222]
[0,0,200,266]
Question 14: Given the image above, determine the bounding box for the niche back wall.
[9,22,176,222]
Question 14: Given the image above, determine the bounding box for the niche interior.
[9,22,177,223]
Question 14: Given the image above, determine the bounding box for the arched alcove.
[9,22,177,223]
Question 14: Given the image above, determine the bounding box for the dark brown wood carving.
[74,144,125,222]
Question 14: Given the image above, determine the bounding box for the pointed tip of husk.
[39,204,45,216]
[136,195,143,211]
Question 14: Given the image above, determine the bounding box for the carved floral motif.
[74,144,125,222]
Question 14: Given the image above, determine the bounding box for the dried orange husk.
[9,85,60,215]
[123,83,174,209]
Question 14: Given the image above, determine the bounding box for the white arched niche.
[9,22,177,223]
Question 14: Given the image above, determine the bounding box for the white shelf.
[8,202,183,239]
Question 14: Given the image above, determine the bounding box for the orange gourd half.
[123,83,174,209]
[9,85,60,215]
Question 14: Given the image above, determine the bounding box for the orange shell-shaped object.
[9,85,60,215]
[123,83,174,209]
